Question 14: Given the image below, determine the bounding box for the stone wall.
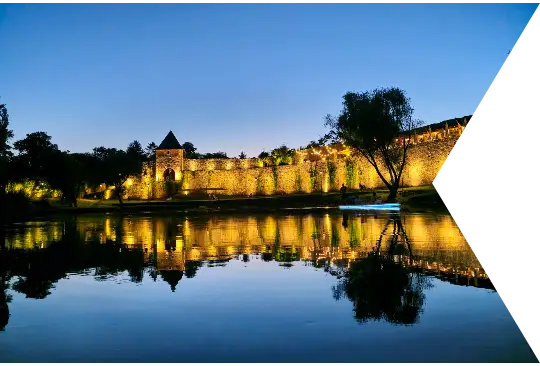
[122,136,458,199]
[184,158,261,171]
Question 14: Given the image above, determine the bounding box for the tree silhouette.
[0,259,11,331]
[160,270,184,292]
[184,260,203,278]
[325,88,422,201]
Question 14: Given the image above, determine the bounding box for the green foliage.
[91,146,143,205]
[295,173,302,193]
[202,151,228,159]
[12,132,59,182]
[256,174,263,194]
[180,172,188,190]
[145,142,157,162]
[348,220,359,248]
[181,142,198,159]
[126,140,145,160]
[345,159,356,188]
[258,151,273,167]
[327,161,337,190]
[0,103,12,151]
[271,145,295,166]
[271,166,279,190]
[309,166,317,191]
[331,221,340,247]
[164,180,177,197]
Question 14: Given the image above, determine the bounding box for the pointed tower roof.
[157,131,182,150]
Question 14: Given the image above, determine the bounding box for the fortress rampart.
[121,118,467,199]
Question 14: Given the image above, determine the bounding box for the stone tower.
[155,131,184,182]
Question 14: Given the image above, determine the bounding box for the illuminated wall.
[4,124,463,201]
[185,158,262,171]
[121,131,460,199]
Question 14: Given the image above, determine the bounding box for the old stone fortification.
[122,120,465,200]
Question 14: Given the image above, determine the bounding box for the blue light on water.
[339,203,401,211]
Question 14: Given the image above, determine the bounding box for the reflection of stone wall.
[4,213,485,280]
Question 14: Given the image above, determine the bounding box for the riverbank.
[2,185,449,224]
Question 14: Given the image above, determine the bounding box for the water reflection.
[1,213,491,331]
[331,218,431,325]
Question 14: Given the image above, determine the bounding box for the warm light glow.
[116,125,462,199]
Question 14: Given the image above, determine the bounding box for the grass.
[29,185,449,215]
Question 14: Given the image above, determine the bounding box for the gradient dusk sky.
[0,3,537,157]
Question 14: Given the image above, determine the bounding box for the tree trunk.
[387,185,399,202]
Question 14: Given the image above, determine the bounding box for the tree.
[126,140,145,160]
[181,142,198,159]
[258,151,273,166]
[271,145,295,166]
[325,87,422,201]
[45,151,93,207]
[91,147,143,206]
[203,152,228,159]
[13,132,60,185]
[145,142,157,162]
[0,103,12,161]
[239,151,247,159]
[0,103,13,200]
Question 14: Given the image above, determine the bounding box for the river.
[0,212,535,362]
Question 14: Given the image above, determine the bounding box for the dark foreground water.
[0,212,536,363]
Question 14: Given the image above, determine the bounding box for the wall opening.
[163,168,175,181]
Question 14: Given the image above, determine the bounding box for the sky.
[0,3,537,158]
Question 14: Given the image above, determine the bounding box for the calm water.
[0,212,536,363]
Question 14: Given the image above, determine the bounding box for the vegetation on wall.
[258,145,295,167]
[180,172,188,191]
[207,171,213,189]
[164,180,181,198]
[327,161,337,190]
[295,173,302,193]
[256,174,263,195]
[271,166,279,191]
[309,166,317,192]
[345,159,356,188]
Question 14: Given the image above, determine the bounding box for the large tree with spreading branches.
[325,87,422,201]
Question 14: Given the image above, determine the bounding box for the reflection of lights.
[10,214,483,283]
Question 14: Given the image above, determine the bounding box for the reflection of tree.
[332,216,431,325]
[160,270,183,292]
[1,262,11,332]
[3,217,147,299]
[185,260,203,278]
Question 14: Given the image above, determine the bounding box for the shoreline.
[1,186,450,224]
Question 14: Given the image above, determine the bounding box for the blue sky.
[0,3,537,157]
